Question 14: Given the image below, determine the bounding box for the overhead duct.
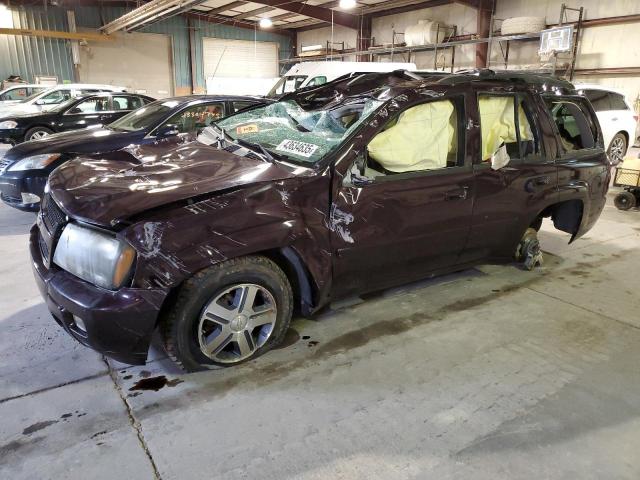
[100,0,205,34]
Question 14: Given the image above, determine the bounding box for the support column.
[356,15,372,62]
[475,0,492,68]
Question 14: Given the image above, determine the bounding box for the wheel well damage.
[537,199,584,239]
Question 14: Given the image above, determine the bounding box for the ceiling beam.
[232,5,276,21]
[248,0,360,29]
[204,1,247,15]
[0,27,112,41]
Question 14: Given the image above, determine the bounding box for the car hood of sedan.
[48,140,312,227]
[5,127,144,159]
[0,103,41,116]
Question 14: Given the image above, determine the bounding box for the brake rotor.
[515,227,543,271]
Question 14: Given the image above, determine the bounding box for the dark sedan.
[0,95,269,211]
[0,92,155,144]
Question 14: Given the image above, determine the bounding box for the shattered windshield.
[212,98,383,164]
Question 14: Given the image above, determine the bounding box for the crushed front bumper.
[30,225,169,365]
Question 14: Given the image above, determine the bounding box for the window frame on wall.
[476,91,545,166]
[358,94,467,184]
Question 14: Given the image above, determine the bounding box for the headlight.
[0,120,17,129]
[8,153,60,171]
[53,223,136,290]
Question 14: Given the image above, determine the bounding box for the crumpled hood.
[48,140,307,227]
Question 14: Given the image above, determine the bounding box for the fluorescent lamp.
[339,0,356,9]
[259,17,273,28]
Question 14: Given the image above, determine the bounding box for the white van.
[267,61,417,97]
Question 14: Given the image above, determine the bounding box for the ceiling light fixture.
[339,0,356,9]
[259,17,273,28]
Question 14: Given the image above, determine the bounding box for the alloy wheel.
[197,283,277,364]
[609,136,625,164]
[30,131,50,140]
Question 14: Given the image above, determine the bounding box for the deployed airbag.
[479,96,532,161]
[367,100,456,173]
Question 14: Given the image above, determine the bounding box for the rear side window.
[3,88,28,100]
[233,101,256,113]
[478,94,541,162]
[583,90,610,112]
[113,95,143,111]
[609,93,629,110]
[583,90,629,112]
[544,98,597,152]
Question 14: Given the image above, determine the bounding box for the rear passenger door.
[105,95,145,124]
[463,90,558,262]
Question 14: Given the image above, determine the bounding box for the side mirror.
[156,124,180,138]
[68,107,82,114]
[35,99,45,106]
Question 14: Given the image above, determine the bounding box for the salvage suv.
[30,70,610,371]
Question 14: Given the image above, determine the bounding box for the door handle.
[612,117,618,121]
[526,176,551,193]
[444,186,469,200]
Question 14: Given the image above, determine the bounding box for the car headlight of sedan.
[0,120,17,129]
[53,223,136,290]
[8,153,60,171]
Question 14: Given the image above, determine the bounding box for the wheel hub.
[230,314,248,332]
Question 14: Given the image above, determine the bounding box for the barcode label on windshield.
[276,139,319,158]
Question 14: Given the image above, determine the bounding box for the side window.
[583,90,610,112]
[306,76,327,87]
[69,97,110,114]
[478,94,540,163]
[544,98,597,152]
[609,93,629,111]
[41,89,71,104]
[233,101,256,113]
[162,102,225,133]
[3,88,28,100]
[113,96,143,111]
[364,98,461,176]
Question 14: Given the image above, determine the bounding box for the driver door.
[330,95,475,297]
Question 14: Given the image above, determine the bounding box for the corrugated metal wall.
[0,7,75,84]
[0,5,293,94]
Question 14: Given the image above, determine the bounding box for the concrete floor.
[1,161,640,479]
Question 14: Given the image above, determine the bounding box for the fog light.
[72,315,87,333]
[21,192,40,204]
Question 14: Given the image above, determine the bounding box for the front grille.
[42,194,67,235]
[38,232,49,260]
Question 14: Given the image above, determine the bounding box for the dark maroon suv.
[30,71,610,371]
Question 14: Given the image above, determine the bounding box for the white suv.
[0,84,127,116]
[577,84,638,164]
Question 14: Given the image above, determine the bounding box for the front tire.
[24,126,53,142]
[161,256,293,372]
[608,133,627,165]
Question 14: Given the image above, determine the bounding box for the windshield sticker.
[236,124,259,134]
[276,139,319,158]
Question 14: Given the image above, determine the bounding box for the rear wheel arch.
[534,199,584,237]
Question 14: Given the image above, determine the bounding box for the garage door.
[78,31,173,98]
[203,38,278,79]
